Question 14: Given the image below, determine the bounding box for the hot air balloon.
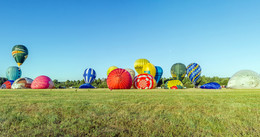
[186,63,202,86]
[11,77,33,89]
[134,59,150,74]
[152,78,157,89]
[12,45,28,67]
[142,63,156,77]
[0,80,14,89]
[154,66,163,84]
[6,66,22,81]
[134,74,154,89]
[171,63,186,81]
[200,82,221,89]
[107,66,118,76]
[31,76,54,89]
[125,68,135,82]
[107,68,132,90]
[165,80,184,89]
[83,68,96,84]
[79,83,95,89]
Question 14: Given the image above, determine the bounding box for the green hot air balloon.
[12,45,28,67]
[171,63,187,81]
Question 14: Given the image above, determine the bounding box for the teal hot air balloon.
[171,63,187,81]
[154,66,163,83]
[6,66,22,81]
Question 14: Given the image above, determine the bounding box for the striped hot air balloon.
[186,63,202,86]
[12,45,28,67]
[83,68,96,84]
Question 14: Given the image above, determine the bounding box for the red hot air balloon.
[134,74,154,89]
[31,75,54,89]
[107,68,132,90]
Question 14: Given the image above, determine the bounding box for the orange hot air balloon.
[107,68,132,90]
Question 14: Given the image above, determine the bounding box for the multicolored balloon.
[11,77,33,89]
[142,63,156,77]
[200,82,221,89]
[171,63,186,81]
[125,68,135,82]
[107,66,118,76]
[79,83,95,89]
[134,74,154,89]
[165,80,184,89]
[6,66,22,81]
[134,59,150,74]
[0,80,14,89]
[186,63,202,86]
[83,68,96,84]
[31,76,54,89]
[12,45,28,67]
[107,68,132,90]
[154,66,163,84]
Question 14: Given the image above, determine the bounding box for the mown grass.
[0,88,259,136]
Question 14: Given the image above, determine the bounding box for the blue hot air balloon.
[79,83,95,89]
[154,66,163,84]
[83,68,96,84]
[200,82,221,89]
[6,66,22,81]
[186,63,201,86]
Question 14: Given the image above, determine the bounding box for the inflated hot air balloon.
[107,66,118,76]
[171,63,186,81]
[186,63,202,86]
[200,82,221,89]
[31,76,54,89]
[152,79,157,89]
[12,45,28,67]
[11,77,33,89]
[165,80,184,89]
[0,80,14,89]
[154,66,163,84]
[79,83,95,89]
[134,74,154,89]
[134,59,150,74]
[6,66,22,81]
[125,68,135,82]
[83,68,96,84]
[142,63,156,77]
[107,68,132,90]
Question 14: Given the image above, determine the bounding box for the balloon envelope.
[171,63,186,81]
[6,66,22,81]
[12,45,28,67]
[79,83,95,89]
[107,66,118,76]
[142,63,156,77]
[83,68,96,84]
[31,76,54,89]
[165,80,184,89]
[186,63,202,86]
[200,82,221,89]
[134,74,154,89]
[0,80,14,89]
[107,68,132,90]
[154,66,163,84]
[125,68,135,82]
[134,59,150,74]
[12,77,33,89]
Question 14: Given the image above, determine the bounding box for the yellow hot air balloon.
[107,66,118,76]
[165,80,184,89]
[134,59,150,74]
[152,78,157,89]
[142,63,156,77]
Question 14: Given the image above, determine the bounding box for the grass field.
[0,89,259,136]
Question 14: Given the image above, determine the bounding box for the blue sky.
[0,0,260,81]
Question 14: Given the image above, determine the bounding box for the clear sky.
[0,0,260,81]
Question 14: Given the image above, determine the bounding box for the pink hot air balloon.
[31,75,54,89]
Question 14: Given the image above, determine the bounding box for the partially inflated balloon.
[134,59,150,74]
[142,63,156,77]
[12,45,28,67]
[107,68,132,90]
[107,66,118,76]
[200,82,221,89]
[6,66,22,81]
[152,79,157,89]
[83,68,96,84]
[125,68,135,82]
[165,80,184,89]
[79,83,95,89]
[154,66,163,83]
[0,80,14,89]
[134,74,154,89]
[186,63,202,86]
[31,76,54,89]
[171,63,186,81]
[11,77,33,89]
